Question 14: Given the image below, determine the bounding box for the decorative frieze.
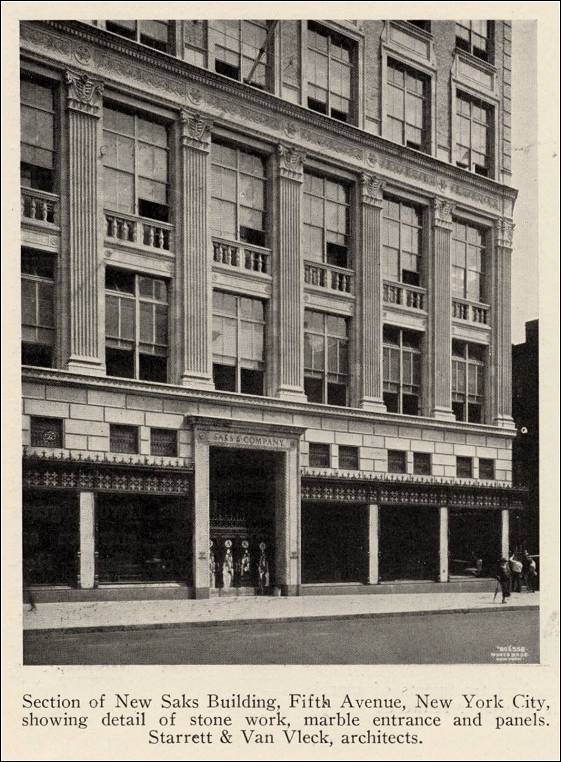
[22,459,192,495]
[302,475,526,510]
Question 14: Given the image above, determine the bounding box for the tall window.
[307,22,354,123]
[105,20,171,53]
[455,21,492,62]
[452,220,486,302]
[183,20,207,66]
[452,340,485,423]
[210,141,267,246]
[383,326,422,415]
[304,310,349,406]
[209,20,271,89]
[456,92,493,177]
[21,77,56,192]
[212,291,265,395]
[386,59,429,152]
[303,172,351,268]
[105,268,168,382]
[21,249,55,368]
[382,197,423,286]
[103,104,169,222]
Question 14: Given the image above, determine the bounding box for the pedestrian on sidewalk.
[496,558,511,603]
[509,552,523,593]
[523,551,538,593]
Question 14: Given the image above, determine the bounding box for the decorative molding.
[21,366,519,440]
[432,197,455,229]
[180,110,212,150]
[65,70,103,115]
[302,475,526,510]
[20,21,518,216]
[277,144,305,181]
[495,218,515,248]
[360,172,385,206]
[22,453,193,495]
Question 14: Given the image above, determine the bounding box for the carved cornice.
[360,172,385,207]
[495,218,515,249]
[65,69,103,115]
[21,366,518,439]
[277,144,305,182]
[433,197,455,230]
[20,20,518,216]
[180,109,212,151]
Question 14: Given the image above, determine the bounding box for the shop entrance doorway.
[209,447,279,593]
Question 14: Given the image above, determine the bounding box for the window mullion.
[236,298,242,392]
[323,319,328,403]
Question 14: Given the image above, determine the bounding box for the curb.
[23,604,539,636]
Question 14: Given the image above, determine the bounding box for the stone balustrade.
[383,281,426,311]
[21,188,58,225]
[452,298,489,325]
[212,238,271,275]
[304,261,353,294]
[105,211,173,252]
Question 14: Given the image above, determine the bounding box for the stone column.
[428,198,456,420]
[439,506,449,583]
[79,491,96,589]
[367,503,379,584]
[192,431,210,598]
[501,508,510,558]
[272,144,307,401]
[178,111,215,390]
[65,71,105,375]
[358,175,386,412]
[492,220,516,428]
[275,445,301,595]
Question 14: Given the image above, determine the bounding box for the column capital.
[432,197,455,230]
[360,172,384,207]
[65,70,103,115]
[495,218,515,249]
[179,110,212,151]
[277,143,305,181]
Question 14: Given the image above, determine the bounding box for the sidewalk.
[23,591,539,633]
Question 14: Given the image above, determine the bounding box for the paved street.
[23,608,539,665]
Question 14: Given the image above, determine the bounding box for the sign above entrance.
[201,431,294,450]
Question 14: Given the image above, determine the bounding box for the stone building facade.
[20,19,524,600]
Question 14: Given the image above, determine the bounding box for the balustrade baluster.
[30,198,37,219]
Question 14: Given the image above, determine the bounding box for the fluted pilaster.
[179,111,214,389]
[358,173,386,411]
[65,70,104,374]
[492,219,515,428]
[273,144,307,400]
[429,198,456,419]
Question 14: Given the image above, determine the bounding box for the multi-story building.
[512,320,539,554]
[20,18,525,600]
